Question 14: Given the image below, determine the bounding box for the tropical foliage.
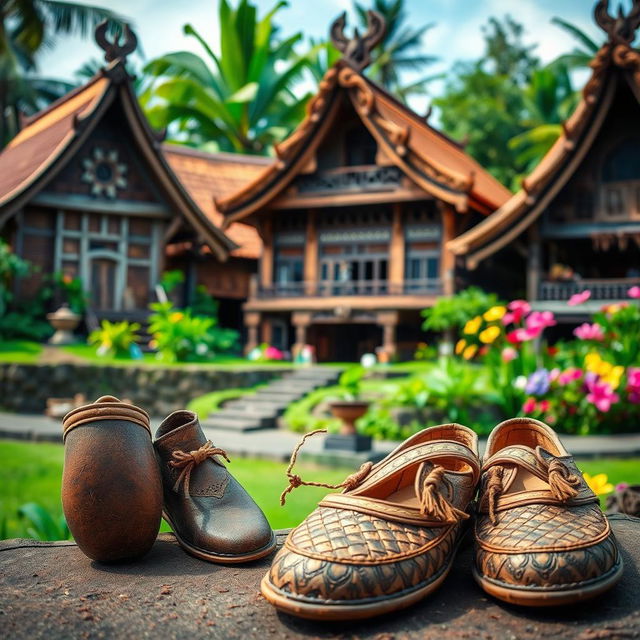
[88,320,141,358]
[0,0,125,148]
[143,0,311,154]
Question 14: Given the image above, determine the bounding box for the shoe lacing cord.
[169,441,231,496]
[280,429,373,505]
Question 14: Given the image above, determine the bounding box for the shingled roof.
[0,30,242,261]
[216,59,512,228]
[448,0,640,268]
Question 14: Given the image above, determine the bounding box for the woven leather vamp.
[270,515,460,602]
[287,506,449,565]
[476,503,609,553]
[476,535,619,589]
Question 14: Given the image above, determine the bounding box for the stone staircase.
[201,367,342,432]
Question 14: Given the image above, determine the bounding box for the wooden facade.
[449,1,640,318]
[216,13,510,360]
[0,26,263,329]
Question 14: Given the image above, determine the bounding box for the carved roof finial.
[330,10,385,71]
[594,0,640,45]
[95,20,138,63]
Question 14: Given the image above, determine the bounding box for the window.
[344,125,377,166]
[602,139,640,182]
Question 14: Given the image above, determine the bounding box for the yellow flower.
[479,325,501,344]
[602,365,624,389]
[464,316,482,335]
[483,306,506,322]
[169,312,184,323]
[148,339,158,349]
[463,344,478,360]
[582,472,614,496]
[455,339,467,355]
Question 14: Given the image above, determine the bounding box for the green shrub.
[88,320,141,357]
[421,286,500,333]
[17,502,70,541]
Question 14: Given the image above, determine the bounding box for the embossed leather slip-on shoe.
[154,410,276,564]
[474,417,623,607]
[261,424,481,621]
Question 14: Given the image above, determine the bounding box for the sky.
[42,0,617,112]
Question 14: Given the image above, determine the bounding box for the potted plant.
[329,366,370,435]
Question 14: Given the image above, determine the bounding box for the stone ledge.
[1,516,638,639]
[0,362,286,415]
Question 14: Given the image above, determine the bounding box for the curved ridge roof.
[217,61,511,228]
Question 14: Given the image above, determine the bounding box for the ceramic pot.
[329,400,370,435]
[61,396,162,562]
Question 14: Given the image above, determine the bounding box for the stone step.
[224,399,289,414]
[266,381,319,391]
[253,392,301,403]
[209,409,275,429]
[201,416,271,432]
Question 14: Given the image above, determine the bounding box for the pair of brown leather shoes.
[62,396,275,564]
[261,418,622,620]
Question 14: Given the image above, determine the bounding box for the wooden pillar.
[527,224,541,301]
[292,311,312,352]
[377,311,399,358]
[261,316,272,345]
[244,311,261,354]
[304,210,318,295]
[259,215,273,290]
[389,203,404,294]
[440,203,457,296]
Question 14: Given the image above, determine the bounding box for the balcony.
[538,278,640,301]
[254,279,442,299]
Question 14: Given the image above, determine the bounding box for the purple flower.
[525,369,551,396]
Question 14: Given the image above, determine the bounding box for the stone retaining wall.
[0,363,286,416]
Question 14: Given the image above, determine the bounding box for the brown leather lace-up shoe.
[261,424,480,621]
[474,417,623,606]
[154,410,276,563]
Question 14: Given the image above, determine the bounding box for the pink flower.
[585,376,619,412]
[538,400,550,412]
[507,327,539,343]
[505,300,531,324]
[526,310,556,333]
[522,398,537,413]
[549,368,560,382]
[264,346,284,360]
[501,347,517,362]
[627,367,640,404]
[628,286,640,299]
[573,322,604,341]
[567,290,591,306]
[616,482,630,492]
[558,368,583,386]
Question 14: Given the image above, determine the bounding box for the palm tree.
[0,1,125,148]
[550,17,601,70]
[143,0,311,155]
[508,63,580,177]
[354,0,441,100]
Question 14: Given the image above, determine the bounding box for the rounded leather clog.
[62,396,163,562]
[474,418,623,606]
[261,424,481,620]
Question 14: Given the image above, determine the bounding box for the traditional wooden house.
[0,24,264,330]
[449,1,640,320]
[216,12,511,361]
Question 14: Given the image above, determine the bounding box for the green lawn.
[1,439,639,542]
[0,439,353,540]
[0,340,43,363]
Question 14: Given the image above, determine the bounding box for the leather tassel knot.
[419,464,470,523]
[280,429,373,505]
[547,459,581,501]
[169,441,231,496]
[486,466,504,526]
